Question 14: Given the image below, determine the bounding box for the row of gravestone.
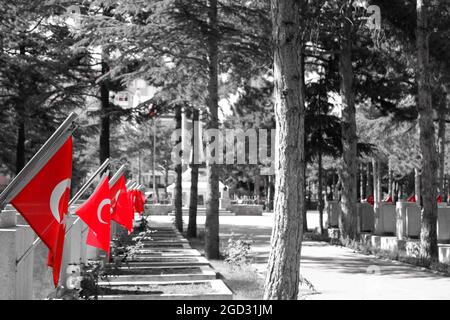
[326,201,450,263]
[326,201,450,241]
[0,203,107,300]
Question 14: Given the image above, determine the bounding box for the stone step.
[96,279,233,300]
[140,238,189,244]
[141,242,192,249]
[169,209,235,216]
[101,266,217,283]
[133,249,202,257]
[116,256,210,267]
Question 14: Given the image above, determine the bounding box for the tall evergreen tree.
[264,0,305,300]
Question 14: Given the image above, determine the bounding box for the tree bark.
[15,120,25,174]
[204,0,220,259]
[388,160,394,201]
[415,168,421,204]
[174,108,183,232]
[267,175,274,211]
[15,44,26,174]
[165,168,169,196]
[318,151,324,235]
[254,174,261,198]
[361,163,367,200]
[264,0,305,300]
[188,109,200,238]
[438,90,446,198]
[99,54,110,165]
[367,161,373,196]
[338,3,358,241]
[332,171,337,200]
[303,164,308,233]
[416,0,438,261]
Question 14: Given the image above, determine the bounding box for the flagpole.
[110,165,126,187]
[130,182,138,190]
[0,113,78,210]
[69,159,110,207]
[15,159,110,268]
[125,181,135,189]
[64,162,110,234]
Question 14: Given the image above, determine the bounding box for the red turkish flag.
[133,190,145,215]
[11,137,73,287]
[366,195,374,206]
[76,175,111,255]
[437,195,443,203]
[110,175,134,233]
[407,195,416,203]
[128,189,136,212]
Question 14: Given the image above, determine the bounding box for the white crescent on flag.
[97,199,111,224]
[114,190,121,204]
[50,179,71,224]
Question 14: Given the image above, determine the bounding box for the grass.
[339,236,450,276]
[99,282,215,295]
[211,262,265,300]
[186,232,265,300]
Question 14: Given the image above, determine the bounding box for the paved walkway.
[149,215,450,300]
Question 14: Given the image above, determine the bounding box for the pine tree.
[264,0,305,300]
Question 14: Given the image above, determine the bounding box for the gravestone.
[396,201,421,239]
[380,202,396,235]
[326,201,340,228]
[60,215,83,287]
[358,202,374,232]
[438,207,450,243]
[219,187,231,210]
[0,212,34,300]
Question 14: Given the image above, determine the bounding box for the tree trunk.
[204,0,220,259]
[367,161,373,196]
[303,164,308,233]
[318,151,324,235]
[165,168,169,196]
[438,90,446,198]
[267,175,274,211]
[372,158,381,204]
[415,168,421,204]
[254,174,261,198]
[99,54,110,165]
[174,108,183,232]
[338,3,358,241]
[332,171,337,200]
[388,159,394,201]
[416,0,438,261]
[15,44,26,174]
[377,160,382,203]
[15,120,25,174]
[188,109,200,238]
[264,0,305,300]
[361,163,367,200]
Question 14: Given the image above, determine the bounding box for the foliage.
[224,236,253,270]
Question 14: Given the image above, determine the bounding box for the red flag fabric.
[134,190,145,215]
[11,137,73,287]
[76,175,111,255]
[128,189,136,212]
[110,176,134,233]
[384,195,393,203]
[407,195,416,203]
[437,195,443,203]
[366,195,374,206]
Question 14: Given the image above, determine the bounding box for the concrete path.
[149,215,450,300]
